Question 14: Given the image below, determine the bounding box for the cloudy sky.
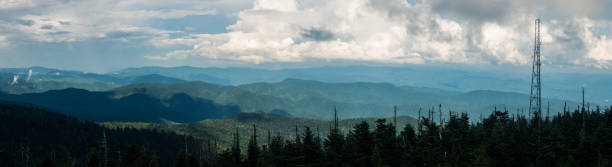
[0,0,611,72]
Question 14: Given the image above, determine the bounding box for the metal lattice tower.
[529,19,542,117]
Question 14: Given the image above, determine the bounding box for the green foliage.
[247,125,260,166]
[239,78,577,119]
[170,112,416,150]
[217,106,612,167]
[3,96,612,167]
[0,102,206,167]
[174,152,198,167]
[0,88,240,123]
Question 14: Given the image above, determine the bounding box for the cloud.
[0,0,36,10]
[10,75,18,85]
[0,35,7,47]
[1,0,217,43]
[431,0,612,22]
[301,27,335,41]
[145,0,612,69]
[432,0,512,22]
[26,69,32,81]
[2,0,612,70]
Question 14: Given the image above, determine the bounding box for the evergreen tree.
[267,135,285,166]
[324,108,344,166]
[413,118,442,166]
[174,152,198,167]
[36,156,56,167]
[444,112,472,166]
[373,119,401,167]
[301,127,322,165]
[130,147,160,167]
[123,145,139,167]
[346,121,374,166]
[86,150,100,167]
[247,124,260,166]
[230,128,242,166]
[399,123,416,164]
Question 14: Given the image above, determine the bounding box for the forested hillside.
[240,78,576,118]
[2,100,611,166]
[0,102,207,167]
[0,78,581,122]
[112,66,612,106]
[166,112,417,149]
[0,89,239,123]
[110,82,291,115]
[211,106,612,167]
[0,67,185,94]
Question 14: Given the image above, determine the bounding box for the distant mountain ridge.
[111,65,612,105]
[110,81,292,115]
[0,66,186,94]
[3,66,609,106]
[0,88,239,123]
[0,78,582,123]
[0,66,593,121]
[238,78,579,118]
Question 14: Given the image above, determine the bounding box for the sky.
[0,0,611,72]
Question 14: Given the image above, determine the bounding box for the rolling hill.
[0,74,584,121]
[110,81,292,115]
[239,78,579,118]
[0,67,185,94]
[0,88,239,123]
[104,112,418,149]
[112,65,612,106]
[0,102,206,166]
[101,79,582,120]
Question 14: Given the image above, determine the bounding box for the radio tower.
[529,19,542,118]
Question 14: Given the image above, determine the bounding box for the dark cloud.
[41,25,53,30]
[368,0,410,18]
[58,21,71,25]
[16,19,34,26]
[431,0,612,23]
[431,0,511,22]
[105,31,148,39]
[46,31,70,35]
[301,28,334,41]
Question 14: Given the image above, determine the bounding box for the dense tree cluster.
[3,101,612,167]
[217,106,612,167]
[0,102,205,167]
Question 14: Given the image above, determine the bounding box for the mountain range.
[0,77,580,122]
[3,66,608,106]
[0,88,239,123]
[112,66,611,105]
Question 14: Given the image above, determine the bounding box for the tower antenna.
[529,18,542,119]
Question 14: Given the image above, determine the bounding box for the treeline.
[0,102,203,167]
[3,100,612,167]
[214,106,612,167]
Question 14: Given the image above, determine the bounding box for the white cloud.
[0,0,35,10]
[10,75,18,85]
[108,9,216,20]
[147,0,612,68]
[4,0,217,43]
[148,0,492,64]
[253,0,298,11]
[3,0,612,69]
[0,35,7,47]
[26,69,32,81]
[478,22,527,64]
